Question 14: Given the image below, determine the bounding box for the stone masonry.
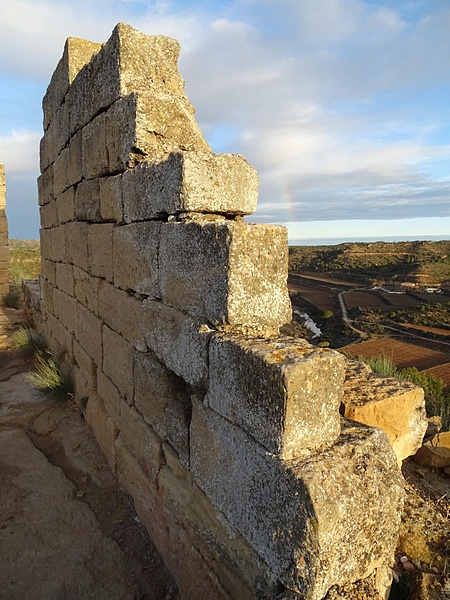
[0,164,10,296]
[37,23,406,599]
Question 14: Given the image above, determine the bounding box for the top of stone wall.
[43,23,190,136]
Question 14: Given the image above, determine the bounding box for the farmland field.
[342,338,449,371]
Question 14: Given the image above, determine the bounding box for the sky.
[1,0,450,244]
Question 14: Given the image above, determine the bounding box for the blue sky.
[1,0,450,243]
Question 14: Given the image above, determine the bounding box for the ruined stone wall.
[37,24,405,599]
[0,164,10,295]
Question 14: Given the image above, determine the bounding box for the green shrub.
[2,290,21,309]
[11,326,45,355]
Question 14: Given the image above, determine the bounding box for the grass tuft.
[2,290,21,309]
[26,349,73,401]
[11,326,46,355]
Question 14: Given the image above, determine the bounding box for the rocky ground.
[0,306,180,600]
[1,304,449,600]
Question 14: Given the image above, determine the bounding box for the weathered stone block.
[102,325,134,403]
[123,152,258,222]
[206,335,345,459]
[105,90,210,173]
[45,313,74,361]
[114,405,164,483]
[53,147,69,197]
[343,361,428,464]
[65,221,88,270]
[43,36,101,131]
[82,112,109,179]
[142,299,212,388]
[39,228,52,260]
[84,393,118,472]
[56,186,75,224]
[41,278,54,315]
[98,280,146,350]
[73,267,101,315]
[88,223,115,282]
[50,225,66,263]
[37,166,55,206]
[73,339,97,393]
[39,103,70,173]
[53,288,78,335]
[67,23,188,136]
[97,369,124,425]
[55,262,75,297]
[99,174,123,223]
[134,350,191,466]
[76,303,103,367]
[66,129,83,188]
[112,222,160,295]
[39,201,58,229]
[74,178,101,222]
[190,400,404,599]
[41,258,56,286]
[159,221,291,329]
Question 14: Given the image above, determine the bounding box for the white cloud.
[0,130,40,175]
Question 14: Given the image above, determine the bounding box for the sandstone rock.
[74,178,101,222]
[87,223,115,282]
[55,262,75,296]
[413,431,450,468]
[100,174,124,222]
[122,151,258,221]
[158,220,291,329]
[191,400,404,599]
[65,221,89,270]
[424,416,442,439]
[56,186,76,224]
[343,360,428,464]
[37,165,55,206]
[206,334,345,459]
[76,303,103,367]
[102,325,134,403]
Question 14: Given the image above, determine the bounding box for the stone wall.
[37,23,406,599]
[0,164,10,295]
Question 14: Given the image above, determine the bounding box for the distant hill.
[289,240,450,286]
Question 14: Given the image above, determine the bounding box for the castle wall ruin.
[37,23,406,599]
[0,164,10,296]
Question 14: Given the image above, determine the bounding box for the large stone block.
[73,338,97,393]
[97,369,124,425]
[122,152,258,222]
[105,90,210,173]
[84,392,118,472]
[112,222,160,295]
[53,288,78,335]
[98,280,146,350]
[39,228,52,260]
[39,103,70,172]
[55,262,75,297]
[65,221,89,270]
[50,225,66,263]
[39,201,58,229]
[41,278,54,315]
[82,112,109,180]
[66,129,83,188]
[55,186,75,225]
[76,303,103,367]
[142,299,212,388]
[67,23,188,136]
[343,361,428,464]
[190,400,404,599]
[74,178,101,222]
[45,313,74,361]
[43,36,101,131]
[37,166,55,206]
[134,350,191,466]
[53,146,69,196]
[99,174,123,223]
[159,221,291,329]
[87,223,115,282]
[114,405,164,484]
[73,267,101,315]
[102,325,134,403]
[206,335,345,459]
[41,258,56,286]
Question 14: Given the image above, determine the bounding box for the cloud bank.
[1,0,450,238]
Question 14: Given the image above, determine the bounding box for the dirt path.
[0,307,179,600]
